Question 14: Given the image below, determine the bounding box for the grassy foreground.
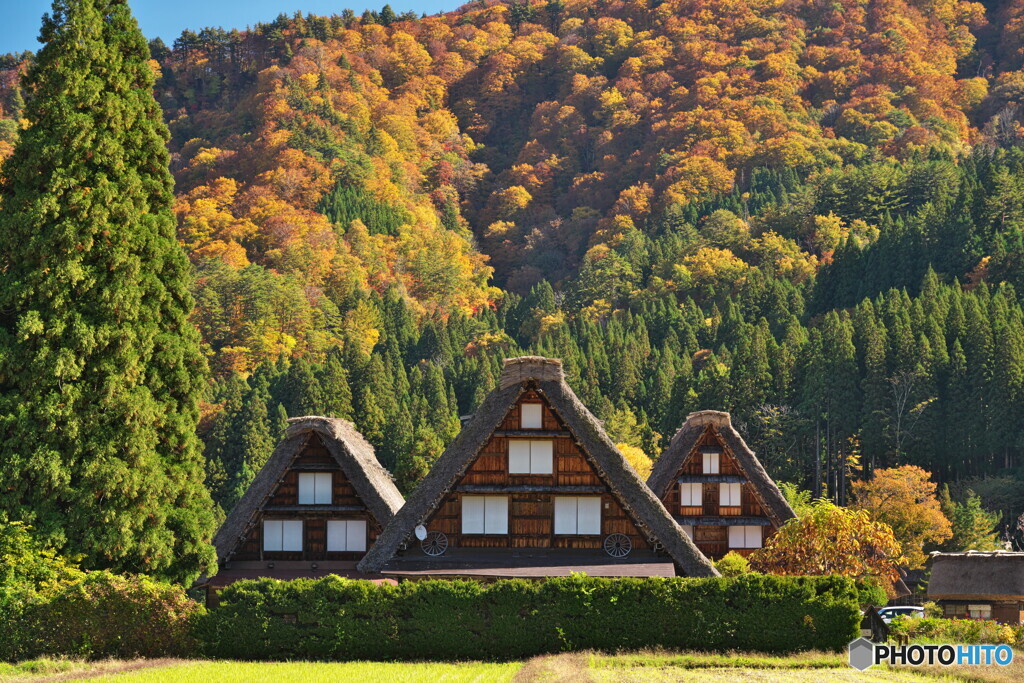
[0,650,1020,682]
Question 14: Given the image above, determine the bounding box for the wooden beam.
[493,430,573,437]
[674,515,773,526]
[456,485,606,493]
[677,475,747,484]
[262,504,365,512]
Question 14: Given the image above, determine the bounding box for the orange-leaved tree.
[749,501,903,595]
[851,465,952,569]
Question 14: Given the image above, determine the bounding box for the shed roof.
[928,551,1024,600]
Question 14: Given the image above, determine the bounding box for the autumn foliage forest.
[3,0,1024,542]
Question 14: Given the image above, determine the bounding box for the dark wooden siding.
[231,433,381,562]
[420,391,650,553]
[662,425,780,560]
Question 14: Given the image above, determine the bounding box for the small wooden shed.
[928,551,1024,624]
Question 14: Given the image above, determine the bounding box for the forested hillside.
[3,0,1024,544]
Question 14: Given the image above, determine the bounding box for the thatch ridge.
[212,416,404,564]
[648,410,796,526]
[358,357,718,577]
[928,551,1024,600]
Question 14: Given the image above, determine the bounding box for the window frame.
[298,472,332,505]
[728,525,762,549]
[520,403,543,429]
[263,519,303,552]
[720,482,742,507]
[702,451,720,474]
[327,519,367,552]
[554,496,602,535]
[508,439,554,475]
[461,495,509,535]
[680,482,703,507]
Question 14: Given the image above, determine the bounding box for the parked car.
[876,606,925,624]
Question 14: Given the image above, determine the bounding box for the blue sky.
[2,1,462,55]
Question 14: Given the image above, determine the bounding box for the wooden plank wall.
[422,391,651,552]
[231,433,381,562]
[661,425,778,560]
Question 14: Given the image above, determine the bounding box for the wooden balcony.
[718,506,742,516]
[680,506,703,516]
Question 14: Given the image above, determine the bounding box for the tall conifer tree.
[0,0,216,582]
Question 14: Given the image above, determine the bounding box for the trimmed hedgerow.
[196,573,861,660]
[3,571,203,661]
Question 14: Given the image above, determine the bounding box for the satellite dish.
[414,524,427,541]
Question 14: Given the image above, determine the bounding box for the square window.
[681,525,694,540]
[520,403,543,429]
[554,496,602,535]
[327,519,367,552]
[720,483,741,506]
[728,525,762,549]
[508,440,553,474]
[680,483,703,507]
[264,520,303,552]
[462,496,508,535]
[298,472,332,504]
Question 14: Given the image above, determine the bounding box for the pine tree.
[0,0,216,582]
[317,349,353,420]
[226,388,275,510]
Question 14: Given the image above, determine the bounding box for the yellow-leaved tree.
[749,500,903,595]
[851,465,953,569]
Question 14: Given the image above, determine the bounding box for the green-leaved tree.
[0,0,216,583]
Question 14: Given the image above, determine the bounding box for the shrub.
[855,577,888,608]
[0,522,84,661]
[889,617,1024,647]
[23,571,203,660]
[714,551,750,577]
[196,574,861,660]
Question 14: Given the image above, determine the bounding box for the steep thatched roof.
[648,410,796,526]
[928,551,1024,600]
[358,357,718,577]
[212,416,404,563]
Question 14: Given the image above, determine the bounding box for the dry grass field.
[1,649,1020,682]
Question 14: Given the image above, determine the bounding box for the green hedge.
[3,571,203,661]
[197,574,861,660]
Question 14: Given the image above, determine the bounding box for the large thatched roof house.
[647,410,795,560]
[928,551,1024,623]
[206,416,404,592]
[358,357,718,579]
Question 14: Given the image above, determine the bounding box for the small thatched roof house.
[928,551,1024,623]
[207,416,404,591]
[358,357,718,579]
[647,410,795,560]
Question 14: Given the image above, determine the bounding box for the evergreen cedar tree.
[0,0,216,583]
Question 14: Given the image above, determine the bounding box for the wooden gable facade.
[648,410,796,561]
[358,357,718,579]
[422,389,654,553]
[229,432,382,562]
[208,417,404,589]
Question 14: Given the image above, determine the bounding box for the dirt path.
[514,653,596,683]
[31,659,187,683]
